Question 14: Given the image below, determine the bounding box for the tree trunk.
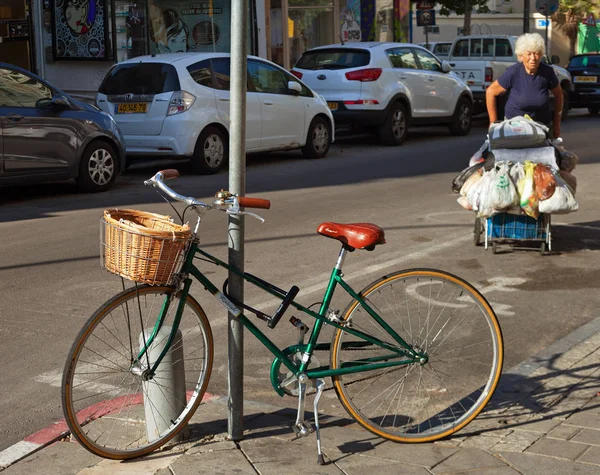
[463,0,472,36]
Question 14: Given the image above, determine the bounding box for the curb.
[2,316,600,471]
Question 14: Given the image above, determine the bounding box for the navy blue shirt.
[498,62,559,125]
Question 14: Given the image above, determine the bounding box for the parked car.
[291,42,474,145]
[418,41,452,60]
[566,53,600,115]
[447,35,572,119]
[0,63,125,192]
[95,53,334,174]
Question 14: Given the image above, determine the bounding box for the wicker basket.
[101,209,192,285]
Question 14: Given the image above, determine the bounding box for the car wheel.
[449,97,472,136]
[588,106,600,115]
[301,116,331,159]
[378,102,408,145]
[77,141,118,193]
[192,126,227,175]
[561,87,569,121]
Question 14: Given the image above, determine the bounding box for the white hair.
[515,33,545,57]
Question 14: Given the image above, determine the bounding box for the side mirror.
[441,60,452,73]
[51,95,71,109]
[288,81,302,94]
[551,55,560,65]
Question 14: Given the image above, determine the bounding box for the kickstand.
[313,378,326,465]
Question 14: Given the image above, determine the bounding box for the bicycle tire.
[330,268,503,442]
[62,285,214,459]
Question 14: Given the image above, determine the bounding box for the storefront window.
[288,0,335,66]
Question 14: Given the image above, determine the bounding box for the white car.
[95,53,334,174]
[292,42,474,145]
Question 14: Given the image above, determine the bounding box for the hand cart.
[474,212,552,255]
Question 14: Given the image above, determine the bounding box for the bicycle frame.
[137,238,423,386]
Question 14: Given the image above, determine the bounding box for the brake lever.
[223,198,265,223]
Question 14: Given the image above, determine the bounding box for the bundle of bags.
[452,117,579,219]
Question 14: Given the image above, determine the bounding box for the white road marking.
[0,441,42,469]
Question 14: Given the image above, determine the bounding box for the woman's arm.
[551,84,563,138]
[486,80,507,125]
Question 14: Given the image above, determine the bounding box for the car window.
[568,55,600,68]
[98,63,180,95]
[295,48,370,70]
[187,59,214,87]
[434,43,451,55]
[248,60,288,95]
[210,58,231,90]
[414,49,443,72]
[471,39,483,57]
[495,39,512,57]
[452,39,469,57]
[285,72,313,98]
[483,39,494,57]
[0,68,52,108]
[386,48,418,69]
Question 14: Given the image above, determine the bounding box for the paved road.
[1,112,599,452]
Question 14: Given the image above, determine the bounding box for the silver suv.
[292,42,474,145]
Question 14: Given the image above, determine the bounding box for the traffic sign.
[416,0,435,10]
[582,13,596,27]
[416,9,435,27]
[535,0,559,16]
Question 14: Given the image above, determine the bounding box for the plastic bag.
[534,164,556,201]
[488,116,549,150]
[476,170,500,218]
[539,172,579,214]
[466,169,489,212]
[509,162,525,194]
[452,163,483,193]
[460,167,483,197]
[558,150,579,172]
[558,170,577,194]
[489,162,519,210]
[468,140,490,167]
[519,161,539,219]
[457,196,473,210]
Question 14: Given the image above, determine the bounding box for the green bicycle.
[61,169,504,464]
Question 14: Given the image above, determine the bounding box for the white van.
[418,42,453,60]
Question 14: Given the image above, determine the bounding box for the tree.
[554,0,599,58]
[435,0,490,36]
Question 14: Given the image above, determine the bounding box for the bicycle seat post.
[335,245,350,272]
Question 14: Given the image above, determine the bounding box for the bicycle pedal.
[292,421,314,438]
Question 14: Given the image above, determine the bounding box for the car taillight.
[167,90,195,116]
[291,70,303,79]
[345,68,382,82]
[485,67,493,83]
[343,100,379,105]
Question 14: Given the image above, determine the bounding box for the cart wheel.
[474,218,482,246]
[492,242,498,254]
[540,242,546,256]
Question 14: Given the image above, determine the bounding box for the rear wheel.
[589,106,600,115]
[62,285,214,459]
[378,102,408,145]
[449,97,473,136]
[77,141,118,192]
[331,269,503,442]
[301,116,331,159]
[192,126,227,175]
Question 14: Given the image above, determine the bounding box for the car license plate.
[574,76,597,83]
[116,103,148,114]
[327,102,338,111]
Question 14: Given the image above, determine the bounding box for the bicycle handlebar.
[238,197,271,209]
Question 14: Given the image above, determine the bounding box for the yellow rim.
[63,286,214,459]
[331,269,503,443]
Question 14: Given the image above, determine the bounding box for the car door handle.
[399,75,407,80]
[428,77,435,82]
[263,100,274,105]
[219,98,230,102]
[7,113,24,121]
[449,63,455,67]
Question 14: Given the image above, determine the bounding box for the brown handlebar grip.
[238,197,271,209]
[159,169,179,180]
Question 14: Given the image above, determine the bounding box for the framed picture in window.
[51,0,110,60]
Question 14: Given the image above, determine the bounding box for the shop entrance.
[0,0,35,71]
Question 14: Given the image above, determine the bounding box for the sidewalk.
[3,318,600,475]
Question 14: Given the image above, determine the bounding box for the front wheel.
[62,285,214,459]
[301,116,331,159]
[331,269,503,442]
[192,126,227,175]
[77,141,118,192]
[449,97,473,136]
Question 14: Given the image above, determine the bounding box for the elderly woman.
[486,33,563,138]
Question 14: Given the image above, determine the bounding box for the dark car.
[566,53,600,115]
[0,63,125,192]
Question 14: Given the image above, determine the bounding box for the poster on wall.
[148,0,231,54]
[340,0,361,42]
[51,0,109,60]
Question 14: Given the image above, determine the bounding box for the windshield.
[295,49,370,70]
[568,55,600,69]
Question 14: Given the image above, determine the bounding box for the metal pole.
[523,0,530,33]
[545,14,549,55]
[228,0,248,442]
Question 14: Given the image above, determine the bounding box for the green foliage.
[557,0,599,16]
[435,0,490,17]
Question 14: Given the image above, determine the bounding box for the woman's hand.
[486,80,507,125]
